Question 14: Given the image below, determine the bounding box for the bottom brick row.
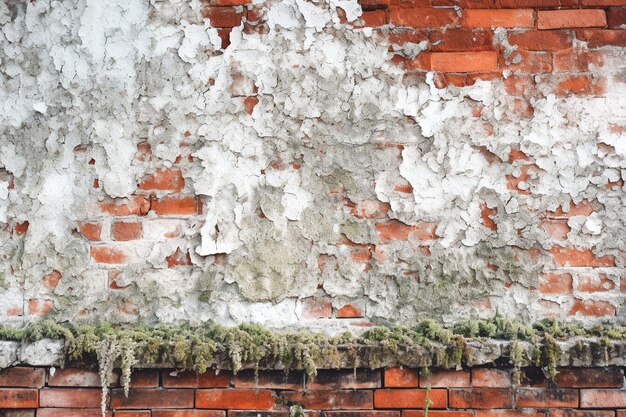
[1,366,626,416]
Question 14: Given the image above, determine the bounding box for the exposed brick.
[0,388,38,408]
[162,370,231,388]
[336,304,364,318]
[472,368,511,387]
[359,10,387,27]
[549,247,615,267]
[389,7,458,28]
[234,370,302,389]
[78,222,102,241]
[549,411,614,417]
[42,270,62,290]
[40,388,100,408]
[322,413,400,417]
[405,412,474,417]
[201,7,244,27]
[556,367,623,388]
[576,274,616,293]
[429,51,498,72]
[449,388,512,409]
[384,367,418,387]
[373,389,447,409]
[508,30,573,51]
[581,389,626,407]
[299,297,333,318]
[547,200,594,218]
[582,0,626,5]
[554,49,604,72]
[569,299,616,317]
[0,367,45,388]
[476,412,546,417]
[349,200,391,220]
[420,370,470,388]
[165,248,192,268]
[151,196,199,215]
[429,29,494,52]
[539,272,573,295]
[555,75,604,97]
[37,410,112,417]
[90,246,127,264]
[515,388,579,408]
[506,50,552,73]
[129,370,160,388]
[48,368,117,387]
[576,29,626,47]
[308,369,381,389]
[14,222,29,236]
[282,390,373,410]
[152,411,226,417]
[99,196,150,216]
[27,299,53,316]
[500,0,577,6]
[607,8,626,28]
[538,10,606,30]
[111,389,194,409]
[139,168,184,192]
[0,411,36,417]
[463,9,534,28]
[196,389,275,409]
[541,219,570,241]
[111,222,143,241]
[242,96,258,115]
[376,220,437,242]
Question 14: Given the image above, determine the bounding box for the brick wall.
[2,366,626,416]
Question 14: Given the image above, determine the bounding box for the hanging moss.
[0,314,625,415]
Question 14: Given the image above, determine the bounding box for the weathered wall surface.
[0,0,625,328]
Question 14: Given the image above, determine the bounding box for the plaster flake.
[0,0,624,327]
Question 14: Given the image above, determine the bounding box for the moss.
[0,314,625,416]
[423,384,433,417]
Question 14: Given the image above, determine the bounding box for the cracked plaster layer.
[0,0,624,330]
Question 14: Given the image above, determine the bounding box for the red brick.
[165,248,192,268]
[384,368,418,387]
[429,51,498,72]
[556,368,623,388]
[420,370,470,388]
[349,200,391,220]
[337,304,363,318]
[549,411,614,417]
[582,0,626,5]
[27,299,53,316]
[40,388,100,408]
[607,8,626,28]
[539,272,573,295]
[90,246,127,264]
[78,222,102,241]
[359,10,387,27]
[569,299,616,317]
[243,96,258,115]
[376,220,437,242]
[48,368,115,387]
[153,412,226,417]
[508,30,573,51]
[151,196,199,215]
[111,389,194,409]
[323,413,400,417]
[406,412,474,417]
[472,369,511,387]
[506,50,552,74]
[500,0,577,6]
[202,7,244,27]
[373,389,447,409]
[99,196,150,216]
[163,370,230,388]
[389,7,458,28]
[581,390,626,407]
[476,412,546,417]
[111,222,142,241]
[541,220,570,241]
[516,388,579,408]
[576,274,616,293]
[0,367,44,388]
[128,370,160,388]
[449,388,512,409]
[42,270,62,290]
[0,389,37,408]
[205,0,250,5]
[463,9,534,28]
[37,410,112,417]
[234,370,302,389]
[555,75,604,96]
[389,29,429,46]
[576,29,626,47]
[300,297,332,318]
[538,10,606,30]
[197,389,275,409]
[282,390,373,410]
[549,247,615,267]
[308,369,381,389]
[429,30,494,52]
[554,49,604,72]
[14,221,29,235]
[114,412,149,417]
[547,200,594,218]
[138,168,184,192]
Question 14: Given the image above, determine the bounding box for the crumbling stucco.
[0,0,624,329]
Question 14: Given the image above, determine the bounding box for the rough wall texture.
[4,365,626,415]
[0,0,625,328]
